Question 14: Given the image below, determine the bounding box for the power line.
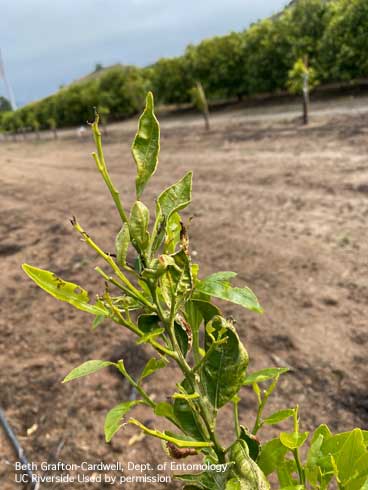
[0,48,17,110]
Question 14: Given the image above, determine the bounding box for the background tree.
[284,0,330,65]
[185,33,244,100]
[97,66,147,119]
[47,117,58,139]
[149,57,193,104]
[98,105,110,136]
[26,112,41,139]
[319,0,368,82]
[0,96,12,113]
[240,17,293,96]
[2,111,22,140]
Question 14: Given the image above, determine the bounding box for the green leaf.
[154,402,178,425]
[177,471,229,490]
[239,426,260,461]
[138,313,161,333]
[348,453,368,490]
[92,314,106,330]
[196,271,263,313]
[243,367,289,385]
[22,264,109,316]
[258,438,288,476]
[335,429,367,484]
[263,409,295,426]
[134,255,143,274]
[157,171,193,222]
[276,462,295,488]
[137,314,166,343]
[229,440,270,489]
[132,92,159,198]
[361,479,368,490]
[280,486,304,490]
[129,200,150,255]
[150,215,166,254]
[306,434,324,468]
[136,314,166,342]
[62,360,114,383]
[187,298,221,324]
[104,400,142,442]
[226,480,241,490]
[164,211,181,254]
[280,431,309,450]
[112,295,142,311]
[306,424,332,482]
[173,379,204,440]
[115,224,130,267]
[159,249,193,309]
[364,431,368,447]
[172,249,193,296]
[177,464,231,490]
[201,316,249,409]
[318,429,367,480]
[185,299,216,360]
[174,320,190,357]
[311,424,332,445]
[139,357,167,383]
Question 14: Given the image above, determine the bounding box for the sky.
[0,0,289,106]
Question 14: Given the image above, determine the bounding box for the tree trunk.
[302,70,310,125]
[203,110,210,131]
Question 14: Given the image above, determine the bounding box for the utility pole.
[0,48,17,110]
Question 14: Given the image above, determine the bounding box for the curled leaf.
[132,92,159,198]
[22,264,109,316]
[202,316,249,409]
[157,171,193,222]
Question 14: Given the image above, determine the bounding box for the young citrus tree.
[23,93,368,489]
[191,81,210,130]
[287,58,318,125]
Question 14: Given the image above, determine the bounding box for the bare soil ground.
[1,100,368,489]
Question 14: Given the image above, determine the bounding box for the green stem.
[167,307,225,462]
[116,361,155,409]
[192,338,227,373]
[91,117,128,224]
[147,212,164,260]
[95,266,147,306]
[252,376,280,435]
[191,327,202,365]
[72,218,154,310]
[233,397,241,438]
[292,406,305,485]
[293,449,305,485]
[123,315,175,359]
[144,277,225,463]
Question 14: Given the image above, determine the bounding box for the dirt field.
[1,99,368,489]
